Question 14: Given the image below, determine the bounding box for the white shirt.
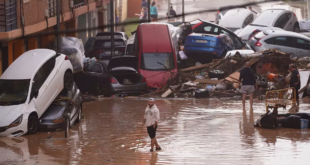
[144,104,160,127]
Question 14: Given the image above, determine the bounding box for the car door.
[274,13,291,30]
[295,38,310,57]
[30,56,56,116]
[283,13,294,31]
[264,36,296,55]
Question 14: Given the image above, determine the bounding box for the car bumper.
[0,118,28,137]
[183,49,217,63]
[39,121,66,131]
[111,82,147,94]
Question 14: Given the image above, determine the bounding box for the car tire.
[208,70,225,79]
[64,71,74,91]
[27,115,39,134]
[75,104,82,123]
[294,24,300,33]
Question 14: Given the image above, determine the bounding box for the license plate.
[195,40,207,43]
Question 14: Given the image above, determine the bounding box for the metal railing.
[48,0,56,17]
[265,87,296,113]
[0,0,17,32]
[73,0,85,9]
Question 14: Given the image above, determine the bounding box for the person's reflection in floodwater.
[239,109,256,148]
[149,152,158,165]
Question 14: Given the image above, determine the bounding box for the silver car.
[237,9,300,43]
[248,30,310,57]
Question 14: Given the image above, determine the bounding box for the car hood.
[0,104,25,127]
[107,56,138,71]
[40,105,66,120]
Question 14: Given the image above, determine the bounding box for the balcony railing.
[0,0,17,32]
[74,0,85,9]
[48,0,56,17]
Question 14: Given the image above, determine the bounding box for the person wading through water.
[239,61,257,110]
[289,64,300,108]
[143,98,161,152]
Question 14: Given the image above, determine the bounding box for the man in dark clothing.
[166,6,177,22]
[239,61,257,110]
[141,0,148,9]
[289,64,300,107]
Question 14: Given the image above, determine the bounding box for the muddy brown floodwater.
[1,98,310,165]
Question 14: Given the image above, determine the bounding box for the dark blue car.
[184,20,245,63]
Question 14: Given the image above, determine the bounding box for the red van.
[133,23,178,90]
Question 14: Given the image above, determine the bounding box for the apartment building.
[0,0,98,75]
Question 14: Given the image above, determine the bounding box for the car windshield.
[252,10,282,26]
[93,40,125,48]
[0,79,30,105]
[141,53,175,71]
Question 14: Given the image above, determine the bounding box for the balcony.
[74,0,85,9]
[0,0,17,32]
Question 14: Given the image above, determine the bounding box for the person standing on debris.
[143,98,161,152]
[239,61,257,110]
[289,64,300,107]
[150,1,158,22]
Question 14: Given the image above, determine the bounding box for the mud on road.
[1,98,310,165]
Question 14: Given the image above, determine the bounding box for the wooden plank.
[180,63,211,72]
[195,79,222,85]
[225,72,240,82]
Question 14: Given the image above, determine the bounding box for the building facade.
[0,0,98,75]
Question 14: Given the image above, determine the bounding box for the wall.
[121,0,128,21]
[127,0,141,18]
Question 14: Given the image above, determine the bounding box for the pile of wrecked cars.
[0,37,84,137]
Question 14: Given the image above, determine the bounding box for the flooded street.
[1,98,310,164]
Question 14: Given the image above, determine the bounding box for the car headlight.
[52,117,65,124]
[8,114,23,129]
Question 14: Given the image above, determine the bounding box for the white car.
[299,18,310,32]
[236,9,300,43]
[0,49,74,137]
[219,8,257,32]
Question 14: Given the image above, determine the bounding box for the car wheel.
[75,104,82,123]
[27,115,39,134]
[208,70,225,79]
[64,71,74,91]
[294,24,300,33]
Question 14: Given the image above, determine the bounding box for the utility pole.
[182,0,184,22]
[56,0,61,52]
[168,0,170,22]
[111,0,114,57]
[148,0,151,22]
[307,0,310,19]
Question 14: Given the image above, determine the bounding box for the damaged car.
[0,49,74,137]
[77,56,147,96]
[39,83,82,132]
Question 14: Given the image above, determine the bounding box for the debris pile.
[142,49,310,99]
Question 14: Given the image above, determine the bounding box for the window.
[269,37,294,47]
[93,40,125,48]
[242,14,254,28]
[195,25,218,33]
[31,56,56,94]
[92,64,103,73]
[296,38,310,50]
[220,29,243,49]
[265,38,274,44]
[140,53,175,71]
[0,0,17,32]
[274,14,290,29]
[0,79,30,105]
